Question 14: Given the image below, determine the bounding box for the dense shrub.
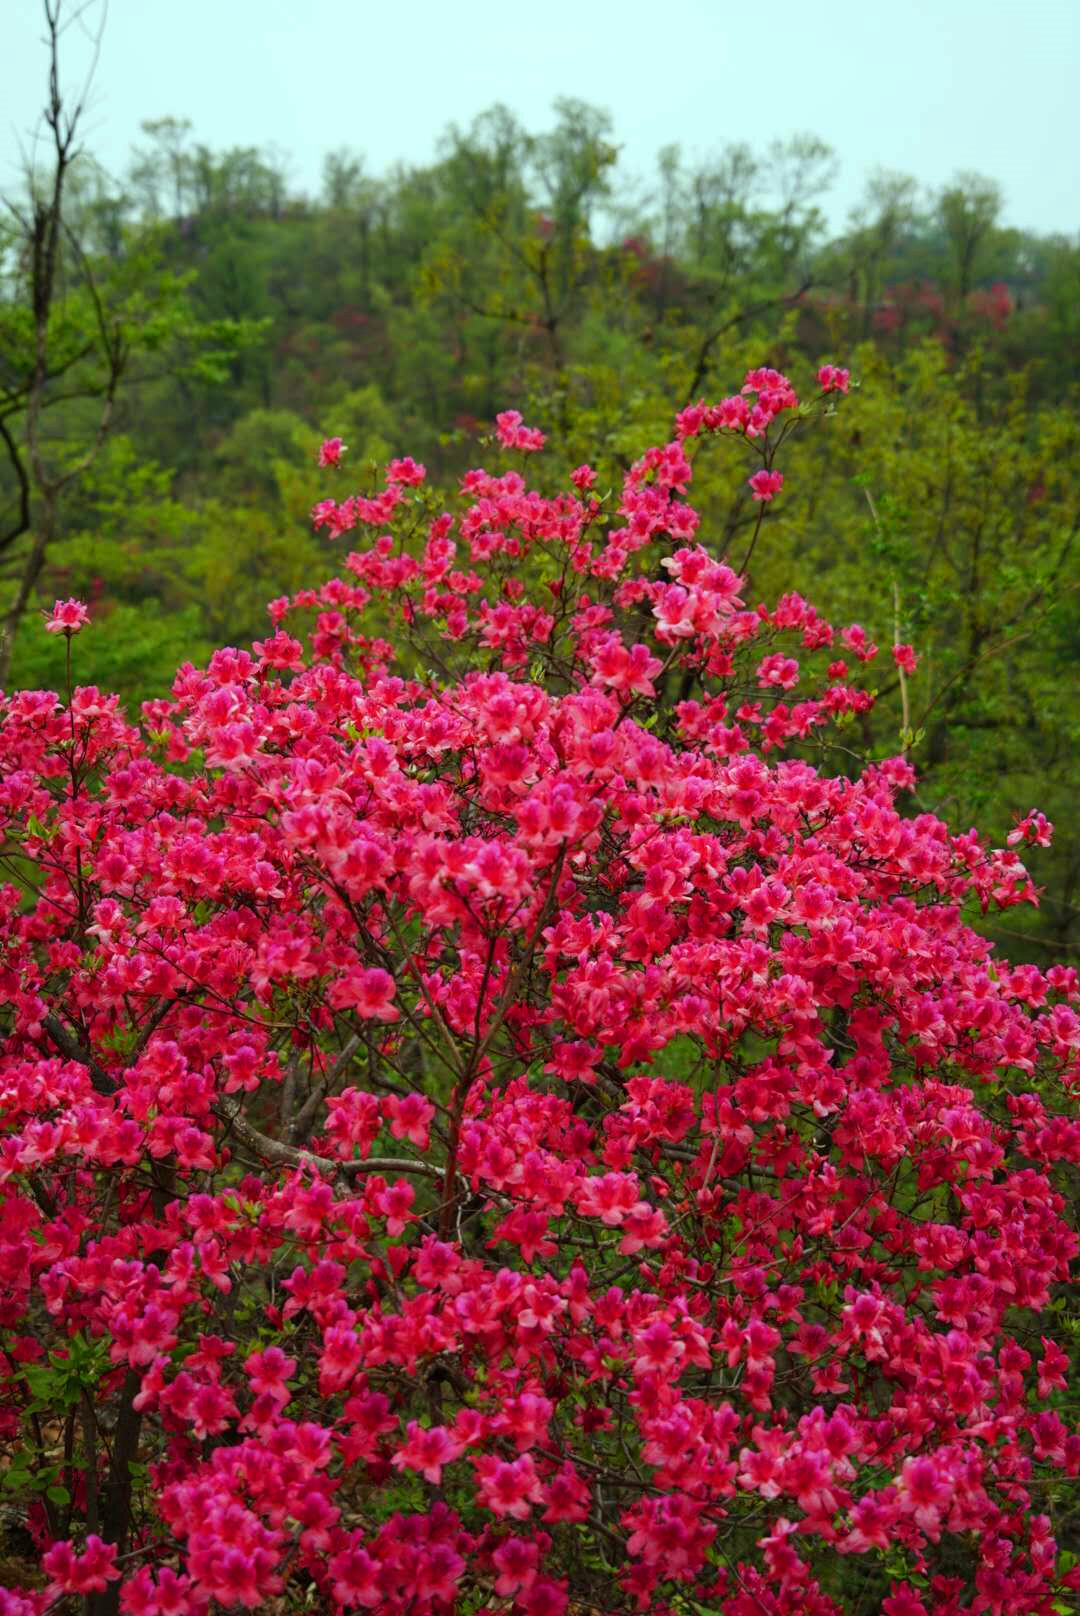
[0,370,1077,1615]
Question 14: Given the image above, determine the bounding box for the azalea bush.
[0,368,1077,1616]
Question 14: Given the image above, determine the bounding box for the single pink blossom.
[45,598,90,635]
[318,436,347,467]
[748,469,784,502]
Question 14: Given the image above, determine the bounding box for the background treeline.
[2,100,1078,960]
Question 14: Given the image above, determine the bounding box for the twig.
[682,278,814,405]
[289,1033,362,1143]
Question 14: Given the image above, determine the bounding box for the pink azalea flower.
[45,597,90,634]
[318,436,346,466]
[748,469,784,501]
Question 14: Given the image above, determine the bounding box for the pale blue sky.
[4,0,1079,236]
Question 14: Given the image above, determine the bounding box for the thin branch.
[289,1032,362,1144]
[126,999,174,1064]
[892,577,911,750]
[0,418,31,554]
[0,340,108,417]
[916,581,1080,732]
[864,487,912,755]
[682,278,813,406]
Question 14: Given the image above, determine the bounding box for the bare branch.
[42,1013,116,1095]
[289,1033,362,1144]
[682,278,814,407]
[218,1099,442,1181]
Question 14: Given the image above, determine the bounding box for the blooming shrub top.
[0,369,1076,1616]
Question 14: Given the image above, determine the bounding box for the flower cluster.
[817,363,851,394]
[495,410,546,453]
[0,371,1076,1616]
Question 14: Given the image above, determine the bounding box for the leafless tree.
[0,0,125,685]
